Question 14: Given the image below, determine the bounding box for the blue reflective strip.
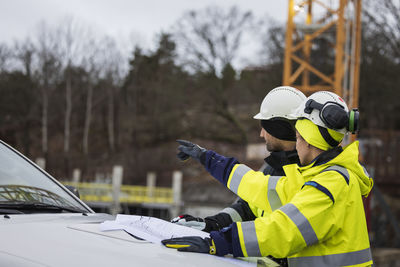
[288,247,373,267]
[303,181,335,203]
[221,207,242,222]
[229,165,251,194]
[241,221,262,257]
[280,204,318,246]
[322,165,350,185]
[268,176,283,211]
[231,223,244,257]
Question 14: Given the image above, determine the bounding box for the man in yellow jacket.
[163,91,373,266]
[171,87,306,235]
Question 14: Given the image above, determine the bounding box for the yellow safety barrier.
[63,182,174,204]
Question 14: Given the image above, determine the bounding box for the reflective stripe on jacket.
[205,150,300,228]
[208,141,373,266]
[226,150,300,221]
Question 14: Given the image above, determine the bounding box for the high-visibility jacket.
[204,141,373,266]
[205,150,300,231]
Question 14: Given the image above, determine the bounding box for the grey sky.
[1,0,287,44]
[0,1,288,70]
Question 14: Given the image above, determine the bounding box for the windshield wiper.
[0,202,88,214]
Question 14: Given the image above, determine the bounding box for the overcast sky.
[1,0,287,43]
[0,0,288,69]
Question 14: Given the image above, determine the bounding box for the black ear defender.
[304,99,359,134]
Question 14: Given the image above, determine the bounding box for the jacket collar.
[310,146,343,166]
[264,150,300,171]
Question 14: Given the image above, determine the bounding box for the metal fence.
[63,182,174,204]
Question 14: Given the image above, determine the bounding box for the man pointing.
[171,86,305,235]
[163,91,373,267]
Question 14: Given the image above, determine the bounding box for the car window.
[0,142,88,211]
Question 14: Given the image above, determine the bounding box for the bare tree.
[81,38,99,156]
[57,17,86,156]
[99,36,124,152]
[0,44,10,72]
[83,77,94,155]
[13,38,37,155]
[172,6,254,143]
[359,0,400,129]
[173,5,254,75]
[364,0,400,60]
[81,34,124,155]
[14,38,35,79]
[34,22,62,158]
[261,20,286,65]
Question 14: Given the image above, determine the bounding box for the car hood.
[0,213,245,267]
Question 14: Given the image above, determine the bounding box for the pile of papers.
[100,214,210,244]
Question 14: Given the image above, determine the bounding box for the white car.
[0,140,247,267]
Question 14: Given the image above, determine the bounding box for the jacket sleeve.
[203,150,303,213]
[204,198,257,232]
[203,150,239,185]
[230,198,257,221]
[230,171,349,258]
[226,163,305,213]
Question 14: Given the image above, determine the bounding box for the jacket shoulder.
[303,165,351,203]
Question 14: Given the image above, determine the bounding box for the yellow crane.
[283,0,362,112]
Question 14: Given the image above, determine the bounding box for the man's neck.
[280,141,296,152]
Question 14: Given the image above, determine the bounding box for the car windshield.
[0,141,89,212]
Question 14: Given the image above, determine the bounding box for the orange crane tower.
[283,0,362,112]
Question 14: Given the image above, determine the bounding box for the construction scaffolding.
[283,0,362,111]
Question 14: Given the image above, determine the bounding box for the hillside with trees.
[0,1,399,193]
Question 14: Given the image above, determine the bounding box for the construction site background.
[0,0,399,265]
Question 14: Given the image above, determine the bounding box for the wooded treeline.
[0,2,398,184]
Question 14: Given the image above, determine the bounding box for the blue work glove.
[162,236,217,255]
[176,140,207,164]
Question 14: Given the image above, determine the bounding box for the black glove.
[162,236,216,255]
[176,140,207,163]
[171,215,206,231]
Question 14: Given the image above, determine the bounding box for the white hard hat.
[253,86,306,120]
[293,91,358,134]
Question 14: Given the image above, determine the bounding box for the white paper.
[100,214,209,244]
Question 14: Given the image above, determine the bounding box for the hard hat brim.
[254,113,298,121]
[253,113,263,120]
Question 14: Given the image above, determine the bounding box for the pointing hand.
[176,140,207,163]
